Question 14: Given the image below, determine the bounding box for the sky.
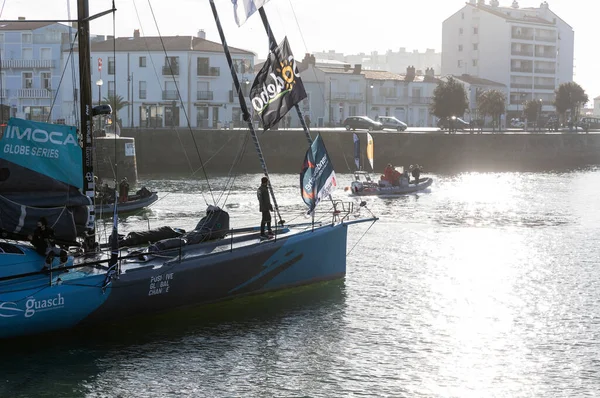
[2,0,599,101]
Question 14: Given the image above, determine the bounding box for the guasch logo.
[250,54,301,114]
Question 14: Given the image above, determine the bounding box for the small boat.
[96,189,159,215]
[348,171,433,196]
[0,1,377,340]
[346,133,433,196]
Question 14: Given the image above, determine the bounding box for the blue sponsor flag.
[300,135,337,214]
[232,0,272,26]
[1,118,82,189]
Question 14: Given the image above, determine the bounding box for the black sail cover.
[0,118,91,241]
[249,37,307,131]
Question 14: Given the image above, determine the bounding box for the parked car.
[437,116,469,132]
[343,116,384,131]
[376,116,407,131]
[510,118,525,128]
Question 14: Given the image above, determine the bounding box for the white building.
[61,29,256,128]
[441,0,574,118]
[594,96,600,117]
[442,74,508,120]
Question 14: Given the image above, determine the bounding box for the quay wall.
[120,128,600,176]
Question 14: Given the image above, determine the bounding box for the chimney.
[197,29,206,39]
[344,64,351,72]
[406,65,416,81]
[425,67,435,77]
[353,64,362,74]
[511,1,519,8]
[310,54,316,65]
[133,29,140,38]
[18,16,25,20]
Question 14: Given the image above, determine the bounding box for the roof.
[466,3,555,26]
[450,74,506,87]
[73,36,254,55]
[0,21,60,31]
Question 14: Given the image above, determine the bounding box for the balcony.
[332,92,363,101]
[511,67,533,73]
[535,52,556,59]
[534,84,555,90]
[0,89,8,98]
[535,35,556,43]
[162,90,178,100]
[511,83,532,89]
[18,88,53,98]
[162,65,180,75]
[534,68,555,74]
[1,59,54,69]
[198,67,220,77]
[411,97,432,105]
[511,33,534,40]
[196,91,214,101]
[511,50,533,57]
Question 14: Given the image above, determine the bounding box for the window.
[108,81,115,97]
[197,57,209,76]
[40,48,52,60]
[164,56,179,75]
[459,27,463,35]
[0,34,4,44]
[458,45,463,52]
[108,56,115,75]
[22,48,33,60]
[472,59,478,67]
[473,43,478,50]
[461,12,465,19]
[22,33,32,44]
[23,72,33,88]
[473,27,479,34]
[139,56,146,67]
[139,81,146,99]
[458,60,463,68]
[41,72,51,89]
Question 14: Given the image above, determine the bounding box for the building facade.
[61,30,256,129]
[441,0,574,118]
[0,19,74,123]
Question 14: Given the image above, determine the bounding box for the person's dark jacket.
[257,184,272,212]
[31,226,55,255]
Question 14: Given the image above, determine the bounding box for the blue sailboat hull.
[0,222,349,339]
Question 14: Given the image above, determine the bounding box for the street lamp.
[366,83,373,118]
[538,98,543,132]
[96,79,103,132]
[96,79,103,106]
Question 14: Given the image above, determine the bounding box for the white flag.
[232,0,271,27]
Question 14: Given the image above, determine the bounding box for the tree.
[476,89,506,132]
[101,94,129,122]
[523,99,542,130]
[430,77,468,119]
[553,82,588,124]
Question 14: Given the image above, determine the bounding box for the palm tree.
[101,94,129,126]
[476,89,506,132]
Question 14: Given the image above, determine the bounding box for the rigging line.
[215,129,251,207]
[346,219,377,256]
[132,0,208,206]
[111,2,119,185]
[44,32,78,124]
[146,0,216,205]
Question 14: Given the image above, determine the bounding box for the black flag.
[250,37,307,131]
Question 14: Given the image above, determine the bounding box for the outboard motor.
[350,181,363,193]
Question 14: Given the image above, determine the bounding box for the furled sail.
[300,134,337,214]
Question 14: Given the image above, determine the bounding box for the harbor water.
[1,170,600,397]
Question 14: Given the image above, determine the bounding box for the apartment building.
[61,29,256,128]
[441,0,574,118]
[0,19,74,123]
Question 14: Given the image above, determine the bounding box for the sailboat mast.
[77,0,96,249]
[257,8,312,145]
[208,0,285,226]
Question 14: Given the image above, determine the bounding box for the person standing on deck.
[257,177,274,238]
[119,178,130,203]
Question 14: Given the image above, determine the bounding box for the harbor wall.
[120,128,600,176]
